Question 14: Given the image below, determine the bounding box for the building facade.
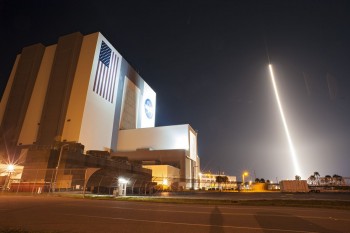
[0,32,156,157]
[0,32,200,191]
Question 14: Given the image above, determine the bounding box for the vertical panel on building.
[0,55,20,125]
[0,44,45,156]
[189,130,197,161]
[62,33,99,142]
[37,32,83,145]
[110,59,140,151]
[18,45,56,145]
[139,81,156,128]
[79,34,121,152]
[119,77,140,130]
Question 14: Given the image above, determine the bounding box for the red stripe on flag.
[111,57,120,103]
[104,52,114,100]
[108,54,117,102]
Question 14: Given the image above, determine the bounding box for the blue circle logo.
[144,99,153,119]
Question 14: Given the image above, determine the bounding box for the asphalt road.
[0,195,349,233]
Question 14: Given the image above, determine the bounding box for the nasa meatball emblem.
[144,99,153,119]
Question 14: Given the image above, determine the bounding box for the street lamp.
[118,177,128,196]
[53,144,69,192]
[242,171,249,190]
[198,172,202,190]
[3,164,15,191]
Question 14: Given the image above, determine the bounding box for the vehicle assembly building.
[0,32,200,191]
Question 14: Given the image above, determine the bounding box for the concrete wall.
[117,124,198,161]
[112,149,187,179]
[18,45,56,145]
[117,125,188,151]
[143,165,180,180]
[120,77,140,130]
[62,33,99,143]
[37,32,83,145]
[78,33,122,152]
[0,44,45,155]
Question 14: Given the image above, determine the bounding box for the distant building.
[199,172,237,190]
[113,124,200,189]
[0,32,199,191]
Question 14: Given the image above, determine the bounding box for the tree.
[255,178,260,183]
[260,178,265,183]
[216,176,228,189]
[313,172,320,185]
[325,175,332,185]
[333,174,343,186]
[295,175,301,181]
[307,175,316,185]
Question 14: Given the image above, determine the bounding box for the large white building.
[0,32,156,154]
[0,32,200,189]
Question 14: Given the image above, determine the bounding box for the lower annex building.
[0,32,200,192]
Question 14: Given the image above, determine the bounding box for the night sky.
[1,1,349,181]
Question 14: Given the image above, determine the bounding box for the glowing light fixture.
[268,64,301,177]
[242,171,249,184]
[118,177,128,184]
[6,164,15,173]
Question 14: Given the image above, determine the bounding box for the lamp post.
[192,165,199,190]
[53,144,69,192]
[118,177,128,196]
[242,171,249,190]
[198,172,202,190]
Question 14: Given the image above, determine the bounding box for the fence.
[3,169,241,195]
[3,168,155,195]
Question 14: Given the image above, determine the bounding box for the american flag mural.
[93,41,119,103]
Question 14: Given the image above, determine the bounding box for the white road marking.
[61,203,350,222]
[64,213,319,233]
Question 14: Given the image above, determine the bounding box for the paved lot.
[0,195,349,233]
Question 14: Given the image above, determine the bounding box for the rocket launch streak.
[269,64,301,177]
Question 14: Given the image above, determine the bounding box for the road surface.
[0,195,349,233]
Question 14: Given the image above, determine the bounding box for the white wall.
[139,81,156,128]
[117,124,193,152]
[79,33,122,152]
[189,131,197,161]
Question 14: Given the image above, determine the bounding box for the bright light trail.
[269,64,301,177]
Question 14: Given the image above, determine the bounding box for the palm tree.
[325,175,332,185]
[216,176,228,190]
[307,175,316,185]
[313,172,320,185]
[333,174,343,186]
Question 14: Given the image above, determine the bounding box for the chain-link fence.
[3,168,241,195]
[3,168,154,196]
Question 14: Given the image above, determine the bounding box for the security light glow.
[268,64,301,177]
[118,177,128,184]
[6,164,15,173]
